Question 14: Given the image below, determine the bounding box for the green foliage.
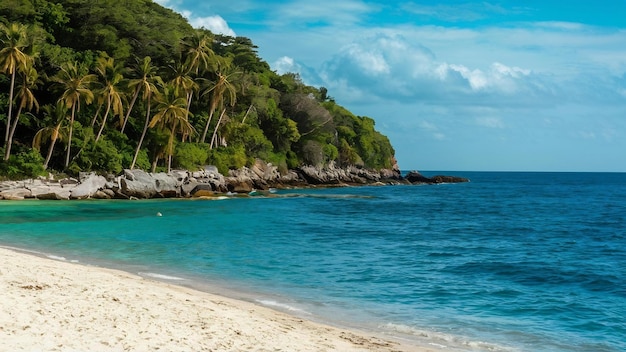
[74,138,122,174]
[0,147,45,179]
[0,0,398,177]
[223,122,273,159]
[207,146,247,174]
[173,142,209,171]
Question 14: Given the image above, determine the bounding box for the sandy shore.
[0,247,443,352]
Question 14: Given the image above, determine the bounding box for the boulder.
[30,185,71,200]
[120,169,156,198]
[189,183,216,197]
[404,171,469,184]
[0,188,32,200]
[119,169,181,198]
[36,189,71,200]
[152,172,181,197]
[430,175,470,183]
[71,173,107,199]
[404,171,433,184]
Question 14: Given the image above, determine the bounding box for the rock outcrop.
[404,171,469,184]
[0,161,468,200]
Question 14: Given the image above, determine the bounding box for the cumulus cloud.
[188,15,236,36]
[320,33,539,105]
[273,56,300,75]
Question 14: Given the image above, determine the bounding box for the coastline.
[0,246,443,352]
[0,163,469,201]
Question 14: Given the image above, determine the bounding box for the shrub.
[0,148,45,179]
[174,143,210,171]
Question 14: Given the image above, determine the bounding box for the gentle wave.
[139,272,186,281]
[255,300,312,315]
[382,323,518,352]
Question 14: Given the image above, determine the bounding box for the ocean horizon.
[1,171,624,351]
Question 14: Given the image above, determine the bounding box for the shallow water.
[1,172,624,351]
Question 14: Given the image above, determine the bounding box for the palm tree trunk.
[121,86,141,134]
[130,94,151,169]
[209,108,226,149]
[4,70,16,150]
[43,126,60,170]
[90,102,103,127]
[65,104,76,168]
[4,105,23,160]
[199,109,214,143]
[95,97,112,142]
[241,103,254,124]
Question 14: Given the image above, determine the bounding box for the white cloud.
[273,56,300,75]
[188,15,236,36]
[319,33,539,105]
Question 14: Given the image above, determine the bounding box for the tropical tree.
[167,61,198,135]
[92,55,126,142]
[33,102,69,170]
[149,84,194,172]
[121,56,157,133]
[4,63,40,160]
[200,59,238,145]
[180,30,215,75]
[129,57,162,169]
[51,61,96,168]
[0,22,33,153]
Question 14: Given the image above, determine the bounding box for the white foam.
[47,255,67,261]
[381,323,518,352]
[256,299,311,315]
[139,272,186,281]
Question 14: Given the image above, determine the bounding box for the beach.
[0,247,439,352]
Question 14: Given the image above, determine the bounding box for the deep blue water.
[1,172,625,351]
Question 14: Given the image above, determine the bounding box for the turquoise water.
[1,172,625,351]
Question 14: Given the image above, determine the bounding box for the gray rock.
[71,173,107,199]
[0,188,32,200]
[120,169,181,198]
[29,184,71,200]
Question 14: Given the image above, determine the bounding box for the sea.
[0,171,624,352]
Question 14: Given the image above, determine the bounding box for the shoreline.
[0,246,445,352]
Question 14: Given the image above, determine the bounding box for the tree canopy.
[0,0,395,179]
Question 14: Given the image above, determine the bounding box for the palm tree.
[0,22,33,151]
[93,55,125,142]
[149,84,194,172]
[51,61,96,168]
[129,57,162,169]
[122,56,156,133]
[180,30,215,75]
[4,63,40,160]
[201,61,238,146]
[33,102,69,170]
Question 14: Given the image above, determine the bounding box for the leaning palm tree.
[121,56,157,134]
[168,62,198,113]
[130,58,163,169]
[51,61,95,168]
[4,63,40,160]
[0,22,33,150]
[149,84,195,172]
[93,55,126,142]
[200,59,238,145]
[33,102,69,170]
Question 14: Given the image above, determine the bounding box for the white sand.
[0,247,442,352]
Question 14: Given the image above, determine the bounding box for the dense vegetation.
[0,0,395,179]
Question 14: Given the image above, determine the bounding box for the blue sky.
[155,0,626,172]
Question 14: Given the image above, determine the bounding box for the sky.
[154,0,626,172]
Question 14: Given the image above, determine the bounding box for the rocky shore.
[0,160,469,200]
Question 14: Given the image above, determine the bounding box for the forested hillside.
[0,0,396,179]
